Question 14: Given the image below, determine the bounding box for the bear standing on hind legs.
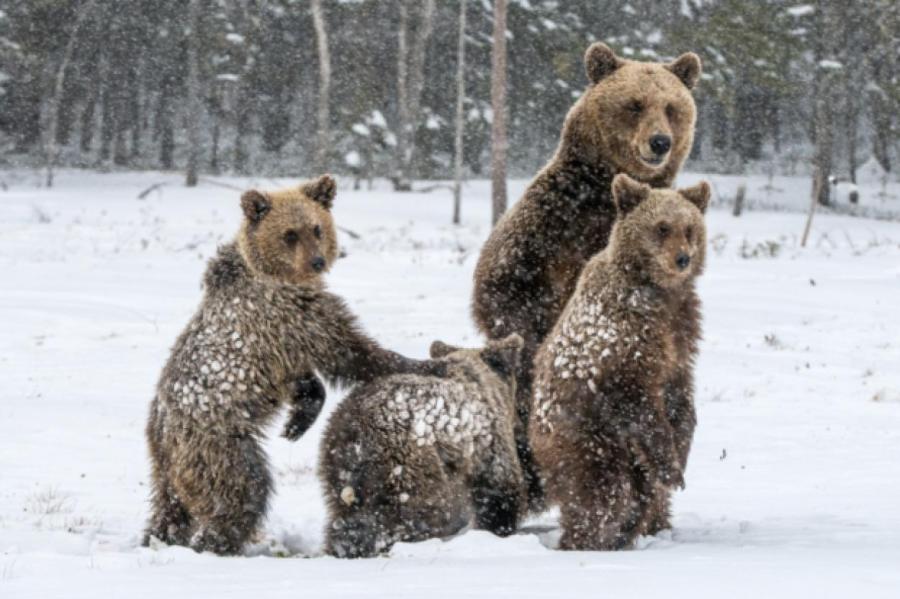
[530,174,709,550]
[471,42,702,510]
[143,176,444,555]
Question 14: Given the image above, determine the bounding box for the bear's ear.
[584,42,622,84]
[429,340,460,359]
[302,174,337,209]
[240,190,271,224]
[612,174,651,217]
[679,181,710,214]
[481,333,524,379]
[667,52,702,90]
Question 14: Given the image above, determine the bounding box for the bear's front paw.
[282,375,326,441]
[292,375,326,404]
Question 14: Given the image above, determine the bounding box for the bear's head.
[429,334,524,402]
[609,173,709,289]
[237,174,339,286]
[570,42,701,186]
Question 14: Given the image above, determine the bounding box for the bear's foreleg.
[282,373,327,441]
[471,440,526,537]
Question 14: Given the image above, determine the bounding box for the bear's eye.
[627,100,643,115]
[313,225,322,240]
[685,225,694,242]
[656,222,671,239]
[283,230,300,245]
[666,104,678,120]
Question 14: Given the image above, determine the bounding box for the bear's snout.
[649,134,672,156]
[675,252,690,271]
[311,256,327,272]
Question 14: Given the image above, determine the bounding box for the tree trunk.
[811,81,833,207]
[394,1,409,188]
[184,0,203,187]
[100,84,112,161]
[393,0,436,190]
[311,0,331,174]
[810,4,836,208]
[129,58,143,160]
[158,87,175,169]
[490,0,508,225]
[42,0,98,187]
[79,86,97,153]
[452,0,467,225]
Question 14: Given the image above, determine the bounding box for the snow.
[343,151,361,167]
[368,110,387,129]
[1,169,900,597]
[787,4,815,17]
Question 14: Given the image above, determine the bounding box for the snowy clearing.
[1,170,900,598]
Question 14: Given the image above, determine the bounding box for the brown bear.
[142,175,444,555]
[318,334,525,558]
[472,42,702,509]
[529,174,709,550]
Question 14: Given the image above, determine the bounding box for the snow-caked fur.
[143,176,443,555]
[319,334,525,558]
[529,174,709,550]
[472,42,702,510]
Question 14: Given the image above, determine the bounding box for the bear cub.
[529,174,709,551]
[143,175,442,555]
[319,334,526,558]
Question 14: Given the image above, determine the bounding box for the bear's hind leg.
[552,453,635,551]
[176,435,272,556]
[143,479,193,547]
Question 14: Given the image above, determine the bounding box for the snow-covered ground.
[1,169,899,598]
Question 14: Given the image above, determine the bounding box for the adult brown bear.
[471,42,702,509]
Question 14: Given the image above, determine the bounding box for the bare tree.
[452,0,467,225]
[393,0,436,191]
[184,0,203,187]
[490,0,509,225]
[311,0,331,174]
[42,0,97,187]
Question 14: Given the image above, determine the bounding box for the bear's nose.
[675,252,690,271]
[649,134,672,156]
[311,256,327,272]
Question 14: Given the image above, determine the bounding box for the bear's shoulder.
[204,243,251,292]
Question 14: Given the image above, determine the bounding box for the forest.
[0,0,898,199]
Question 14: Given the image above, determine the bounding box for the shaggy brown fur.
[472,42,702,509]
[319,335,525,558]
[143,176,443,555]
[529,174,709,550]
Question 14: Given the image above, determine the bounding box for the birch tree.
[490,0,508,225]
[393,0,436,191]
[42,0,97,187]
[452,0,467,225]
[311,0,331,174]
[185,0,203,187]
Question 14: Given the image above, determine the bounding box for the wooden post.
[732,184,746,217]
[801,168,824,247]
